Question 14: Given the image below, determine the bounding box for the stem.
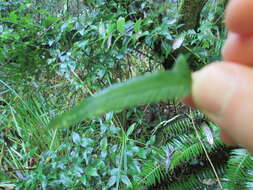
[188,109,223,189]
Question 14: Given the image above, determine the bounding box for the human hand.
[190,0,253,152]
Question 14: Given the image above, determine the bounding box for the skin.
[188,0,253,152]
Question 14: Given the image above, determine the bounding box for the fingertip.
[192,62,237,116]
[223,32,253,66]
[220,129,237,146]
[225,0,253,36]
[193,62,253,152]
[181,96,196,108]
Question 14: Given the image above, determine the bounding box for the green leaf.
[161,41,172,57]
[80,176,87,185]
[172,35,185,50]
[117,17,125,34]
[43,16,58,28]
[72,132,81,145]
[9,12,18,22]
[81,138,93,147]
[126,123,136,137]
[48,55,192,130]
[0,25,3,34]
[107,176,117,188]
[86,167,99,177]
[147,135,156,146]
[134,19,142,33]
[121,175,132,187]
[100,137,108,150]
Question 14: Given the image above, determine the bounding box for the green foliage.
[1,1,252,190]
[134,113,226,190]
[14,117,158,190]
[162,165,226,190]
[162,111,205,138]
[224,149,253,189]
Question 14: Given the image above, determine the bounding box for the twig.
[188,109,223,189]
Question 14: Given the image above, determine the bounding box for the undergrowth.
[1,0,253,190]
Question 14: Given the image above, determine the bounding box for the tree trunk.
[177,0,207,32]
[161,0,208,70]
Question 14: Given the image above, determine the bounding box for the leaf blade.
[48,56,191,129]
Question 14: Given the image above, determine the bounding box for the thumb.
[192,62,253,152]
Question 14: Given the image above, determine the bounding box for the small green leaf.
[134,19,142,33]
[126,123,136,137]
[74,40,89,49]
[72,132,81,145]
[0,25,3,34]
[80,176,87,185]
[117,17,125,34]
[100,137,108,150]
[147,135,156,146]
[172,35,185,50]
[137,149,147,159]
[121,175,132,187]
[86,167,99,177]
[48,55,191,130]
[107,23,115,34]
[107,176,117,187]
[110,168,120,176]
[43,16,58,28]
[98,22,105,36]
[81,138,93,147]
[161,41,172,57]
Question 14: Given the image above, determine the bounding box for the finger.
[181,96,196,108]
[182,96,237,146]
[192,62,253,152]
[223,33,253,66]
[220,129,237,146]
[226,0,253,36]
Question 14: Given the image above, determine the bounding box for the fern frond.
[164,117,193,137]
[169,134,223,170]
[136,134,225,188]
[136,112,229,190]
[163,110,205,138]
[136,161,165,187]
[224,148,253,190]
[160,164,226,190]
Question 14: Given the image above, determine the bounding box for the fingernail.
[192,63,238,121]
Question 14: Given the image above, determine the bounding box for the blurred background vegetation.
[1,0,253,189]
